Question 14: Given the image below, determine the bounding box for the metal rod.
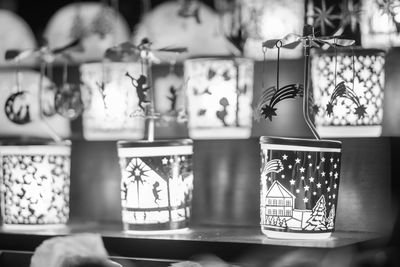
[145,51,155,142]
[39,62,62,143]
[303,37,320,140]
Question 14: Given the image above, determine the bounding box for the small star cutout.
[304,185,310,191]
[355,104,367,119]
[326,102,334,117]
[307,155,312,159]
[301,176,305,180]
[329,171,333,176]
[300,167,305,173]
[162,157,168,165]
[303,197,309,203]
[261,105,277,121]
[330,158,334,162]
[281,174,285,179]
[313,191,317,196]
[327,187,331,192]
[309,177,315,183]
[334,163,337,168]
[321,171,326,177]
[295,158,301,164]
[333,194,336,199]
[317,183,322,188]
[290,179,296,185]
[282,154,288,160]
[321,157,326,162]
[334,172,339,179]
[309,163,313,167]
[334,183,337,189]
[296,189,300,193]
[288,165,293,169]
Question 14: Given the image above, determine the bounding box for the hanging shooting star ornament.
[325,81,367,119]
[256,25,355,140]
[256,84,304,121]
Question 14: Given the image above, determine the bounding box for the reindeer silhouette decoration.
[255,25,356,139]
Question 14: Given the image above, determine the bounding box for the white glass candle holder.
[260,137,342,239]
[0,140,71,229]
[360,0,400,49]
[311,48,386,137]
[80,62,146,140]
[118,139,193,232]
[240,0,304,60]
[184,56,254,139]
[0,70,71,139]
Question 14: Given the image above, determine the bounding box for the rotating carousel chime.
[256,25,355,239]
[104,38,194,232]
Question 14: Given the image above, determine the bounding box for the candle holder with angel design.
[106,39,194,232]
[255,25,355,239]
[0,40,81,229]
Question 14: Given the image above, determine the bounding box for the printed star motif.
[330,158,334,162]
[304,185,310,191]
[321,157,326,162]
[355,105,367,119]
[338,0,361,32]
[317,183,322,188]
[309,177,315,182]
[333,194,336,199]
[334,183,337,189]
[303,197,309,203]
[282,154,288,160]
[290,179,296,185]
[295,158,301,164]
[296,189,300,193]
[312,0,339,35]
[301,176,305,180]
[162,157,169,165]
[321,171,326,177]
[326,102,334,117]
[307,154,312,159]
[261,105,277,121]
[334,172,339,179]
[300,167,305,173]
[327,187,331,192]
[313,191,317,196]
[281,174,285,179]
[288,165,293,169]
[309,163,313,167]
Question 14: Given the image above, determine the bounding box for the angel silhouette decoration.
[125,72,150,112]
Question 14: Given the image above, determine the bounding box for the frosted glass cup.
[260,137,342,239]
[0,140,71,230]
[118,139,194,232]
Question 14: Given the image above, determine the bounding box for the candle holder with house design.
[256,25,354,239]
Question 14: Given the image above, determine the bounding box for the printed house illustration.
[264,180,313,230]
[265,181,295,218]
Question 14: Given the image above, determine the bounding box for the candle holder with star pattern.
[311,48,386,137]
[117,139,193,232]
[0,139,71,230]
[256,25,351,239]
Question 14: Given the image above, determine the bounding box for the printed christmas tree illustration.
[304,195,327,231]
[327,204,335,229]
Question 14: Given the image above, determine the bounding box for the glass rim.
[185,55,254,62]
[311,47,386,57]
[0,137,71,146]
[118,138,193,148]
[259,136,341,149]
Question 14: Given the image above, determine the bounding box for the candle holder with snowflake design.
[255,25,354,239]
[311,48,386,137]
[117,139,193,232]
[0,140,71,230]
